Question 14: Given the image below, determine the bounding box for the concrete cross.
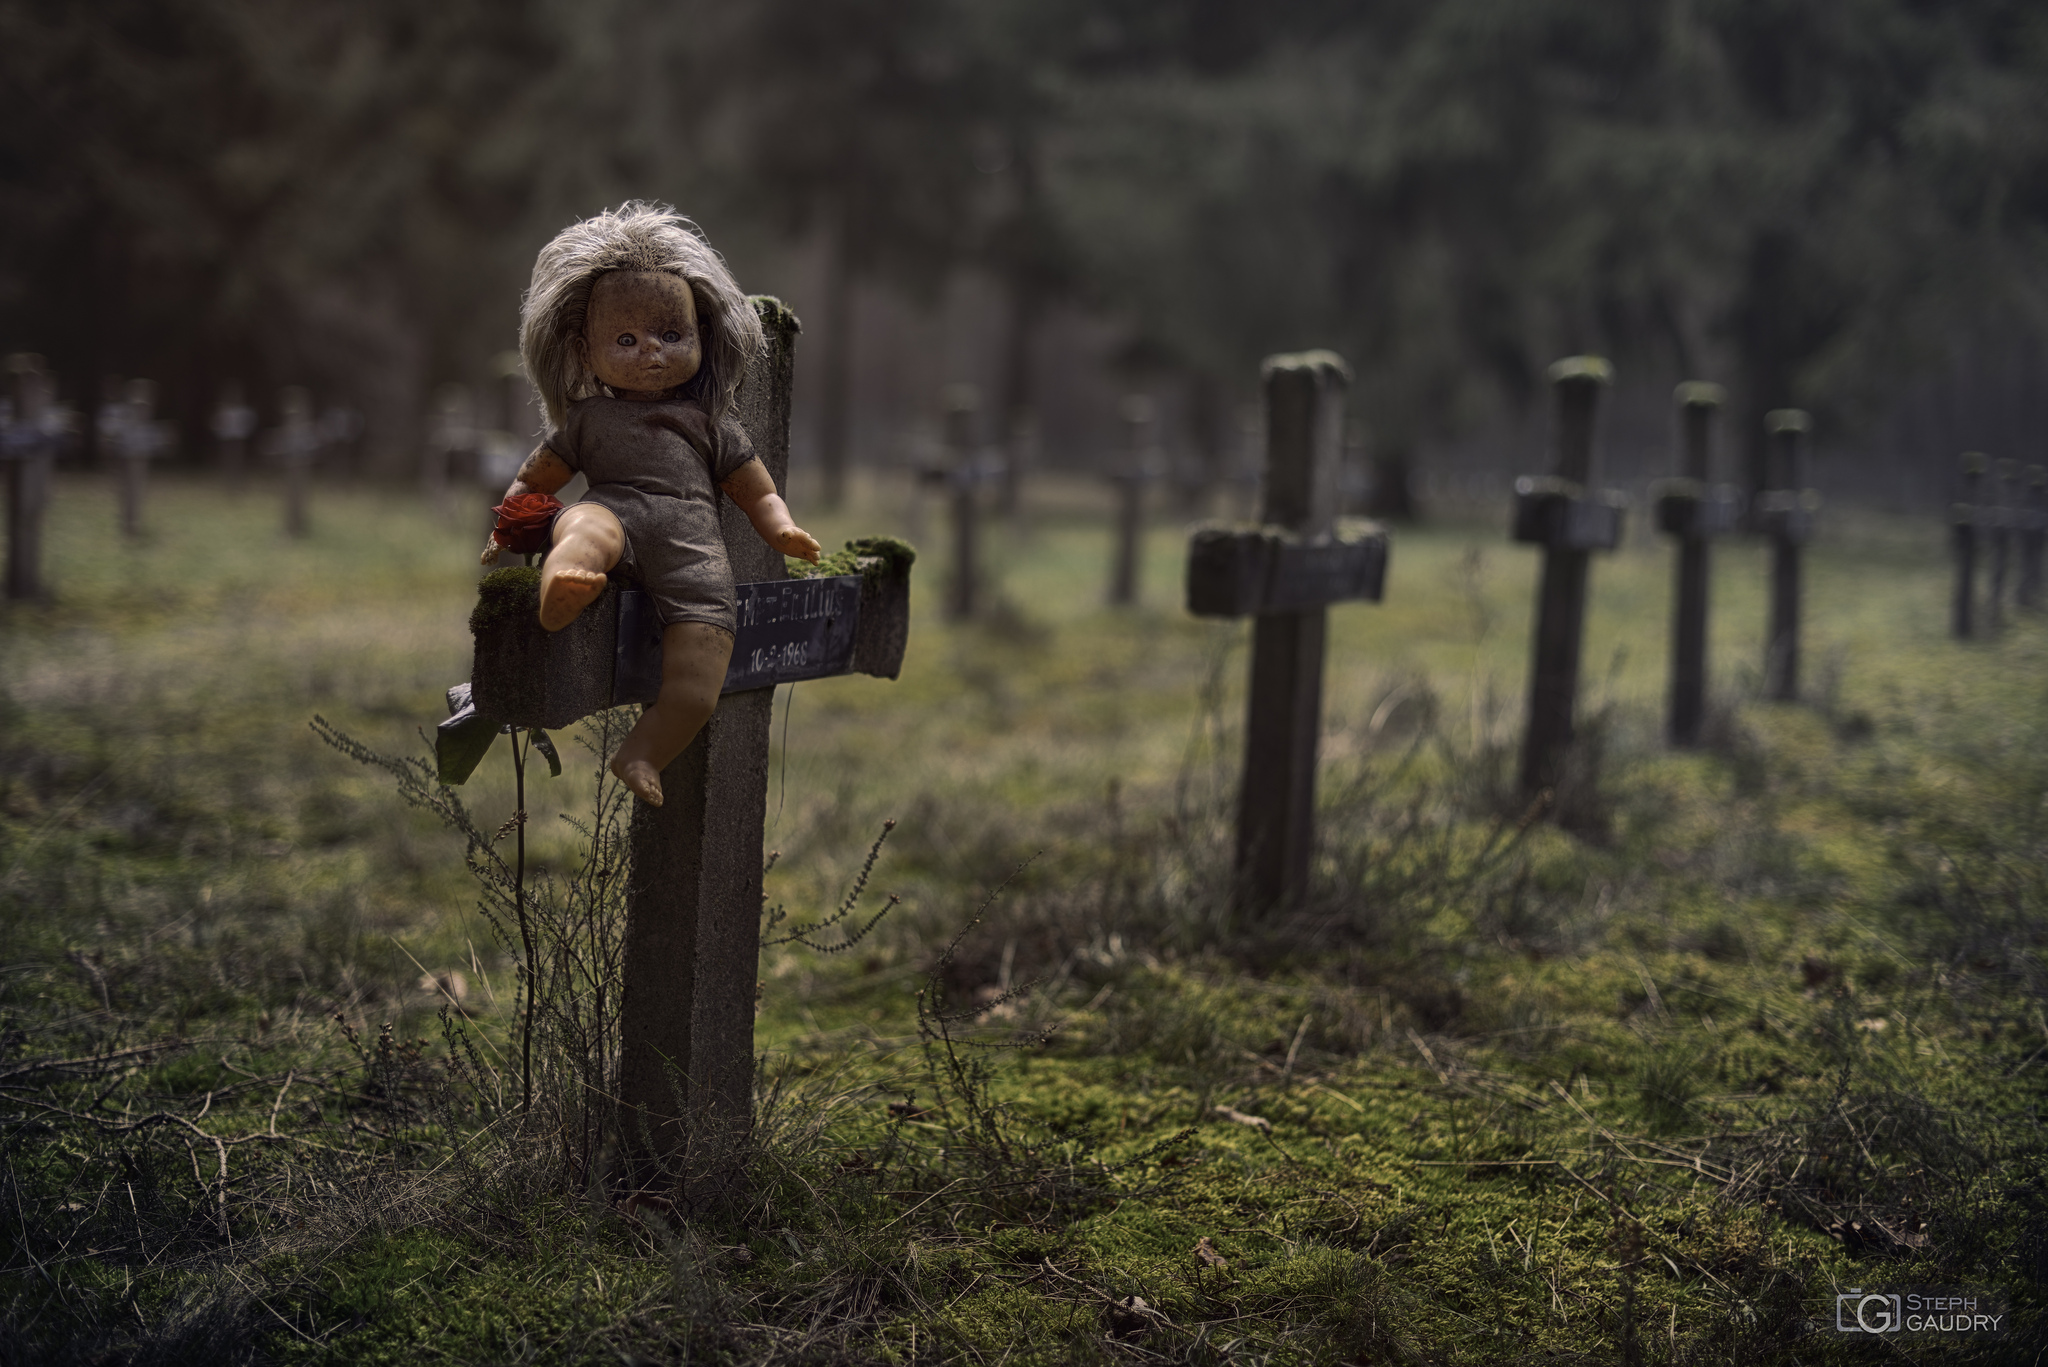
[440,299,913,1206]
[113,380,171,539]
[212,382,258,486]
[1758,410,1817,701]
[3,355,62,601]
[1108,394,1163,607]
[928,384,1003,621]
[1987,458,2019,632]
[1185,351,1388,912]
[1654,383,1740,747]
[2019,465,2046,611]
[1511,357,1626,799]
[270,387,320,538]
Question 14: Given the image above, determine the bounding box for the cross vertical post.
[277,387,317,538]
[4,357,57,602]
[1951,453,1985,640]
[2019,464,2046,611]
[1988,458,2017,632]
[1109,395,1155,607]
[117,380,161,540]
[1239,352,1346,911]
[1516,356,1620,799]
[943,385,980,621]
[212,382,257,488]
[618,299,798,1209]
[1658,382,1733,748]
[1760,409,1814,701]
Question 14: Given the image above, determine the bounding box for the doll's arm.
[507,444,574,497]
[720,458,821,562]
[481,445,576,564]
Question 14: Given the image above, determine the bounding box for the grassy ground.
[1,470,2043,1364]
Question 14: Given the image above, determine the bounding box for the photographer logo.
[1832,1288,2005,1336]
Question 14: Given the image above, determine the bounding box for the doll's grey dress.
[541,395,755,634]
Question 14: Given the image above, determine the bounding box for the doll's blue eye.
[617,334,634,347]
[662,330,681,344]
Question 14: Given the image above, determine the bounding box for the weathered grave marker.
[1758,410,1816,701]
[942,384,985,620]
[212,382,258,486]
[1654,382,1740,747]
[1511,357,1625,798]
[1951,453,1987,640]
[3,355,60,601]
[2020,464,2046,611]
[114,380,170,539]
[1109,394,1160,607]
[441,299,913,1206]
[272,387,319,537]
[1185,352,1388,911]
[1988,458,2018,632]
[318,405,364,480]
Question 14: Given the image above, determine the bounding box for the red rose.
[491,492,563,554]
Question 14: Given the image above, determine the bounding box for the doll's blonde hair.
[520,201,764,429]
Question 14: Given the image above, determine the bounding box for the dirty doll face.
[583,270,703,399]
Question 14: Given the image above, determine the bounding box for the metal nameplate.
[611,576,865,704]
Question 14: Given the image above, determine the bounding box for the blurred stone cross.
[925,383,1002,621]
[1950,453,1989,638]
[1758,409,1818,700]
[424,383,478,513]
[1185,351,1388,912]
[1510,356,1626,800]
[212,382,258,487]
[268,387,319,538]
[2,355,62,601]
[111,379,172,539]
[1108,394,1164,607]
[438,299,913,1208]
[1653,382,1741,747]
[1986,458,2019,633]
[2020,464,2046,611]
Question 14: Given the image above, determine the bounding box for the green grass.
[2,470,2044,1363]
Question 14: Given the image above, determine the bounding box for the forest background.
[5,0,2048,509]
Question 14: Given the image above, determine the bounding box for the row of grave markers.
[0,358,351,597]
[1184,354,1840,914]
[3,307,2009,1213]
[1950,455,2047,637]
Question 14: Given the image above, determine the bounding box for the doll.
[483,202,821,806]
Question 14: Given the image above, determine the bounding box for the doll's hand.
[775,526,822,563]
[480,537,502,567]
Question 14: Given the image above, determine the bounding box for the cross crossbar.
[1652,479,1744,539]
[1510,476,1626,552]
[1185,523,1387,617]
[439,550,911,784]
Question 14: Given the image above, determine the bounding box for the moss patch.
[468,566,541,634]
[787,535,917,581]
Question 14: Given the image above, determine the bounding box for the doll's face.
[583,270,703,399]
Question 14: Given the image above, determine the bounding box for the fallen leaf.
[1103,1294,1157,1341]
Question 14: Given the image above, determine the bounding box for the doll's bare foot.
[539,566,607,631]
[611,754,663,806]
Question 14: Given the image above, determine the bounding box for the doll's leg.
[538,504,624,632]
[610,621,735,806]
